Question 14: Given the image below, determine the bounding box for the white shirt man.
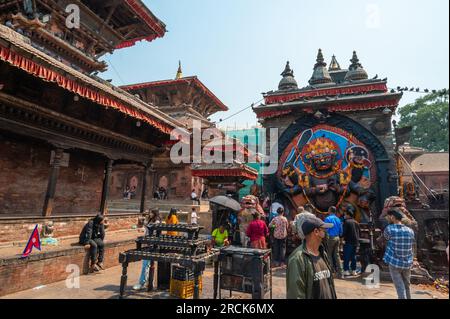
[191,209,199,225]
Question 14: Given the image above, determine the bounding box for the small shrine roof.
[120,76,228,112]
[191,162,258,181]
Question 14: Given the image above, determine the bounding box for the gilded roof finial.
[329,55,341,71]
[175,60,183,79]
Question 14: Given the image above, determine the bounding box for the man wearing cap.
[383,208,415,299]
[287,215,337,299]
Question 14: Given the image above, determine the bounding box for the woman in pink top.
[246,213,269,249]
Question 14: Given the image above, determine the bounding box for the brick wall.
[0,214,141,244]
[110,165,146,200]
[0,136,105,217]
[0,239,136,297]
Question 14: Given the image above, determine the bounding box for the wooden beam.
[0,92,159,153]
[98,3,119,33]
[140,163,149,214]
[117,23,141,33]
[123,26,137,38]
[100,158,114,215]
[42,148,64,217]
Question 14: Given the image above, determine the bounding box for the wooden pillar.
[152,169,158,198]
[100,159,114,215]
[140,163,149,214]
[42,148,64,217]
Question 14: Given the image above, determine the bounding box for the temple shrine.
[121,64,258,200]
[254,49,403,222]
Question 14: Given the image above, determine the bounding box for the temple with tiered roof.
[121,63,258,199]
[0,0,182,218]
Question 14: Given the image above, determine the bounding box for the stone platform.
[0,228,142,297]
[0,199,213,297]
[1,263,447,299]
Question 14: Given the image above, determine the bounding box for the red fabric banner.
[264,83,388,105]
[116,35,158,49]
[256,98,399,119]
[256,109,292,119]
[328,98,399,112]
[0,44,173,134]
[192,168,258,180]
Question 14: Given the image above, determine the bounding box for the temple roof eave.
[0,25,184,135]
[120,76,229,112]
[115,0,167,49]
[263,79,389,98]
[254,91,403,112]
[191,163,258,181]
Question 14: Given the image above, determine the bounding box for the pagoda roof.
[121,76,229,112]
[86,0,167,49]
[0,24,183,135]
[191,162,258,181]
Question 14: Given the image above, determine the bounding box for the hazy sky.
[102,0,449,129]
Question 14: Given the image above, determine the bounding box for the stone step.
[108,200,210,213]
[109,199,210,205]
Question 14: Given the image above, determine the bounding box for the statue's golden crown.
[303,138,337,155]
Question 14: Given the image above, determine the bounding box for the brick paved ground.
[1,262,448,299]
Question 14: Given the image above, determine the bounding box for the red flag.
[22,225,41,258]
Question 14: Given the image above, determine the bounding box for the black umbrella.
[209,196,241,211]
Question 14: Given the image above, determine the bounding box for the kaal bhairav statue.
[278,126,376,221]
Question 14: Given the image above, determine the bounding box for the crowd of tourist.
[285,204,416,300]
[77,194,418,299]
[207,197,417,300]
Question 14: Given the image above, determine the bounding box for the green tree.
[398,89,449,152]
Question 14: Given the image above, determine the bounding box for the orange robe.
[166,215,179,236]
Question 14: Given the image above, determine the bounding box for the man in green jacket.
[287,215,337,299]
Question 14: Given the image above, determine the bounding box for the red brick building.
[0,1,182,219]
